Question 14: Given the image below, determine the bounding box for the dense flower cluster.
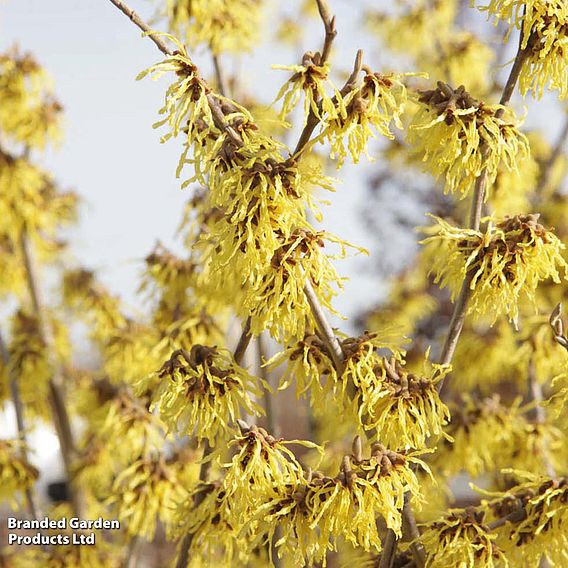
[424,214,567,323]
[408,82,529,196]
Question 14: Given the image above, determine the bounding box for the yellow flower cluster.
[359,355,451,450]
[321,72,408,166]
[256,444,427,565]
[0,439,38,505]
[408,82,529,197]
[421,508,507,568]
[478,0,568,99]
[142,40,354,342]
[62,269,125,342]
[5,543,122,568]
[148,345,264,443]
[0,48,63,150]
[432,395,565,478]
[161,0,264,54]
[0,151,78,240]
[486,473,568,566]
[108,456,188,540]
[265,332,337,404]
[451,320,520,391]
[275,54,339,125]
[7,310,69,419]
[367,0,457,57]
[424,214,567,324]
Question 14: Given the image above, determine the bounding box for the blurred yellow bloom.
[486,472,568,566]
[108,456,188,540]
[418,32,495,98]
[421,508,507,567]
[161,0,264,55]
[62,269,126,342]
[0,439,38,507]
[0,48,63,150]
[0,151,77,240]
[367,0,457,57]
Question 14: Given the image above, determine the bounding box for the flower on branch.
[321,71,409,166]
[477,0,568,99]
[423,214,567,324]
[149,345,264,443]
[408,82,529,196]
[274,52,342,126]
[420,508,507,568]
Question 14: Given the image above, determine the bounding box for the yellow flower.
[321,71,408,166]
[89,387,165,462]
[0,151,77,240]
[451,320,520,392]
[102,320,162,389]
[0,439,38,506]
[477,0,568,99]
[360,355,451,450]
[274,54,342,126]
[420,508,507,568]
[367,0,457,57]
[431,395,564,478]
[418,32,495,97]
[253,444,428,565]
[408,82,529,197]
[161,0,264,55]
[148,345,264,444]
[139,242,198,300]
[108,456,188,540]
[62,269,126,342]
[423,214,567,324]
[137,37,218,180]
[0,48,63,150]
[486,472,568,567]
[172,481,248,567]
[222,425,314,523]
[4,543,122,568]
[244,229,356,342]
[265,332,337,404]
[8,310,70,419]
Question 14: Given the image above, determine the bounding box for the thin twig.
[293,49,363,157]
[257,333,279,437]
[212,53,228,97]
[535,116,568,196]
[315,0,337,65]
[234,316,252,365]
[526,358,556,478]
[106,0,173,56]
[304,280,344,370]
